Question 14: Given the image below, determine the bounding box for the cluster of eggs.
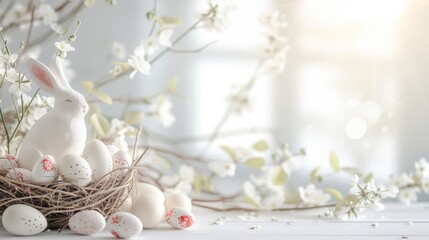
[0,139,130,186]
[1,183,195,238]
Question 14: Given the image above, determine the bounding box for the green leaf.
[168,77,178,92]
[89,113,110,138]
[270,166,288,186]
[245,157,265,169]
[341,167,362,177]
[252,140,269,151]
[244,196,259,208]
[81,81,94,92]
[220,145,237,162]
[329,150,341,172]
[284,192,300,204]
[193,175,201,195]
[363,172,373,183]
[124,111,145,125]
[324,188,343,201]
[112,62,130,71]
[156,16,183,26]
[310,166,321,182]
[92,89,112,105]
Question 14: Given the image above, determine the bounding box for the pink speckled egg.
[32,155,59,185]
[68,210,106,235]
[165,208,195,229]
[107,212,142,239]
[7,168,32,181]
[0,154,18,171]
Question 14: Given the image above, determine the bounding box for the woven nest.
[0,166,139,230]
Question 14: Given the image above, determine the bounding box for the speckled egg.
[59,154,92,187]
[69,210,106,235]
[165,208,195,229]
[107,212,143,239]
[165,193,192,212]
[0,154,18,171]
[7,168,32,181]
[32,155,58,185]
[131,194,165,229]
[2,204,47,236]
[112,150,132,169]
[82,139,112,179]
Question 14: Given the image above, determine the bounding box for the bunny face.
[28,57,89,118]
[55,89,88,118]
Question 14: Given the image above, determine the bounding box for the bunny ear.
[28,58,64,94]
[53,57,71,89]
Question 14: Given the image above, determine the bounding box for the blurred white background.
[6,0,429,190]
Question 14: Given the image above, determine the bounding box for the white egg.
[7,168,32,181]
[165,193,192,212]
[133,182,165,202]
[59,154,92,187]
[165,207,195,229]
[112,150,132,169]
[131,194,165,228]
[82,139,112,179]
[31,155,59,185]
[118,197,133,212]
[106,145,120,156]
[69,210,106,235]
[2,204,47,236]
[107,212,142,239]
[0,154,18,171]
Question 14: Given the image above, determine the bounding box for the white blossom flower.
[208,159,236,177]
[390,173,414,188]
[415,158,429,179]
[38,4,57,24]
[150,95,176,128]
[128,45,151,78]
[143,37,158,56]
[49,22,64,34]
[55,41,75,58]
[243,174,285,210]
[7,68,31,95]
[298,184,331,205]
[0,53,18,64]
[14,94,54,132]
[200,0,235,32]
[112,41,127,60]
[179,165,195,183]
[421,178,429,193]
[158,28,174,47]
[398,187,420,205]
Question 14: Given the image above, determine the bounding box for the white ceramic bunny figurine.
[18,57,88,170]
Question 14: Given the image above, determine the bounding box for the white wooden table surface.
[1,203,428,239]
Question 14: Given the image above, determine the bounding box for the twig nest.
[131,194,165,228]
[32,155,59,185]
[59,154,92,187]
[82,139,113,179]
[165,193,192,212]
[165,207,195,229]
[2,204,47,236]
[133,182,165,202]
[69,210,106,235]
[107,212,143,239]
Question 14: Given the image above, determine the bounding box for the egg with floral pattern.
[7,168,32,181]
[0,154,18,171]
[165,208,195,229]
[32,155,59,185]
[69,210,106,235]
[107,212,143,239]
